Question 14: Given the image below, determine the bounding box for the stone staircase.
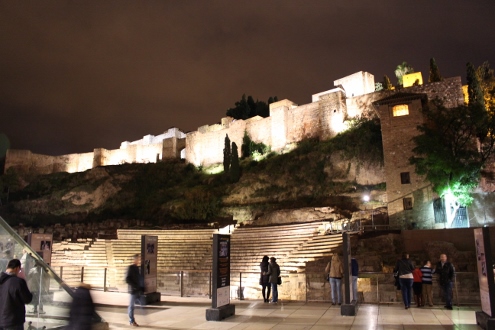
[228,222,344,300]
[110,229,215,295]
[51,239,108,289]
[51,223,346,299]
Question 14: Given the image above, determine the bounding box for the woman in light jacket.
[326,254,343,305]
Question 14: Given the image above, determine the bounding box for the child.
[420,260,434,306]
[412,265,423,307]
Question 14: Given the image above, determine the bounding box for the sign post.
[206,234,235,321]
[474,227,495,329]
[341,232,358,316]
[140,235,161,304]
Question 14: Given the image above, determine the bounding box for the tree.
[476,61,495,111]
[410,99,495,226]
[394,62,414,86]
[382,75,393,90]
[230,142,240,183]
[428,57,442,83]
[467,62,486,112]
[241,131,270,159]
[226,95,278,120]
[223,134,231,174]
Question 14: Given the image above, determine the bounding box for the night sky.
[1,1,494,157]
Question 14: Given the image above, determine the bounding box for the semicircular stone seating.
[51,222,345,300]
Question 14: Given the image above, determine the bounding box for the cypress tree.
[230,142,240,183]
[383,75,393,90]
[467,62,486,111]
[223,134,231,174]
[428,58,442,82]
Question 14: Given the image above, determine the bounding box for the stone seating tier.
[51,221,343,299]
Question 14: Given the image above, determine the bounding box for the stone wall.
[5,128,186,175]
[373,77,465,228]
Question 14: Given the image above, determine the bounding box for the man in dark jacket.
[0,259,33,330]
[126,254,143,327]
[435,253,455,310]
[67,283,95,330]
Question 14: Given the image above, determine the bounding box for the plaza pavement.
[90,292,482,329]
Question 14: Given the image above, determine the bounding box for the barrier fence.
[57,266,480,306]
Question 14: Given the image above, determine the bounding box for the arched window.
[392,104,409,117]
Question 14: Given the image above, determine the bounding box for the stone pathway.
[91,293,481,329]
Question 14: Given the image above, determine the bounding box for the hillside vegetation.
[0,117,384,227]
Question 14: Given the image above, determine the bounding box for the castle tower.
[373,93,435,228]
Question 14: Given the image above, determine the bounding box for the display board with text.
[212,234,230,308]
[141,235,158,294]
[474,228,495,317]
[28,233,53,265]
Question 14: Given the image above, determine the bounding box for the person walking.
[412,265,423,307]
[126,254,143,327]
[265,257,280,304]
[67,283,96,330]
[435,254,455,310]
[27,264,44,314]
[259,256,271,303]
[0,259,33,330]
[326,254,343,305]
[351,258,359,302]
[394,253,414,309]
[420,260,434,307]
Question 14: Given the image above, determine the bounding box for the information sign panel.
[141,235,158,294]
[474,228,495,317]
[28,233,53,265]
[212,234,230,308]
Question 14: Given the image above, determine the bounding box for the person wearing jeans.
[435,254,455,310]
[326,254,343,305]
[394,253,414,309]
[126,254,143,327]
[351,258,359,302]
[265,257,280,303]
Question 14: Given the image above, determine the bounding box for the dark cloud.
[1,0,494,155]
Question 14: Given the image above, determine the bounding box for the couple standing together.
[324,254,359,305]
[259,256,280,304]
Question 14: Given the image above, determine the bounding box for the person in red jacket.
[412,265,423,307]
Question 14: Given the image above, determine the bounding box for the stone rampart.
[5,128,186,175]
[5,73,465,178]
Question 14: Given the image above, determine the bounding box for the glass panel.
[0,216,106,329]
[392,104,409,117]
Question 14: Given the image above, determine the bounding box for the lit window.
[393,104,409,117]
[403,197,413,210]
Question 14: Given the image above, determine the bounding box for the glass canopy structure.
[0,216,107,329]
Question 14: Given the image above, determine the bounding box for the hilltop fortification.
[4,71,463,176]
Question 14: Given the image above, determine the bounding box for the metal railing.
[56,266,480,305]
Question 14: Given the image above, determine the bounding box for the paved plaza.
[91,292,481,330]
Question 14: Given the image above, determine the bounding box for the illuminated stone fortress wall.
[5,128,185,175]
[4,71,463,179]
[187,71,375,166]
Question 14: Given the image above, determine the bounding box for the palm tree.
[395,62,414,86]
